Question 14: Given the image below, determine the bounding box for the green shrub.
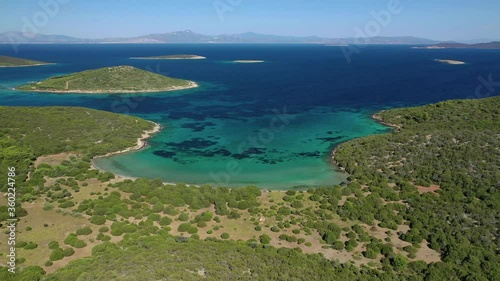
[177,223,190,232]
[63,248,75,257]
[159,217,172,226]
[363,249,378,259]
[178,213,189,221]
[90,215,106,225]
[48,241,59,250]
[50,248,64,261]
[220,233,230,239]
[148,213,161,222]
[98,226,109,233]
[24,242,38,250]
[59,201,75,208]
[163,205,179,216]
[277,207,291,216]
[73,240,87,248]
[96,233,105,240]
[187,226,198,234]
[259,234,271,244]
[333,241,344,250]
[201,211,213,221]
[76,226,93,235]
[228,211,241,219]
[64,234,78,245]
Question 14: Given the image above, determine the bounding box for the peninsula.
[416,41,500,49]
[131,54,206,60]
[0,55,52,67]
[16,65,198,93]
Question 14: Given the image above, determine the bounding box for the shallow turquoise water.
[93,107,388,189]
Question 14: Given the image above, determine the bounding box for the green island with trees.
[0,56,52,67]
[131,54,207,60]
[0,96,498,280]
[16,65,198,94]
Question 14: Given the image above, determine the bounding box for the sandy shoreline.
[371,111,402,132]
[93,121,161,160]
[90,121,171,182]
[90,121,198,186]
[16,81,199,94]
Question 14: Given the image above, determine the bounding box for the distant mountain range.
[0,30,446,45]
[1,30,497,46]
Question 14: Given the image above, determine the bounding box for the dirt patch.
[34,152,79,167]
[0,200,99,274]
[416,185,441,194]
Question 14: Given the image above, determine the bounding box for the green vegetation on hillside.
[0,55,50,67]
[38,237,379,281]
[335,97,499,191]
[0,96,498,280]
[17,65,196,93]
[0,106,154,192]
[335,96,500,280]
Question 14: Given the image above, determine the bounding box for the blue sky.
[1,0,499,41]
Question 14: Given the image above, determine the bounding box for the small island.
[131,54,206,60]
[233,60,265,63]
[16,65,198,94]
[435,59,466,65]
[0,55,52,67]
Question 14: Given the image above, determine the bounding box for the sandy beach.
[94,121,162,159]
[89,122,197,186]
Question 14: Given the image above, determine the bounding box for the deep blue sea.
[1,44,499,189]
